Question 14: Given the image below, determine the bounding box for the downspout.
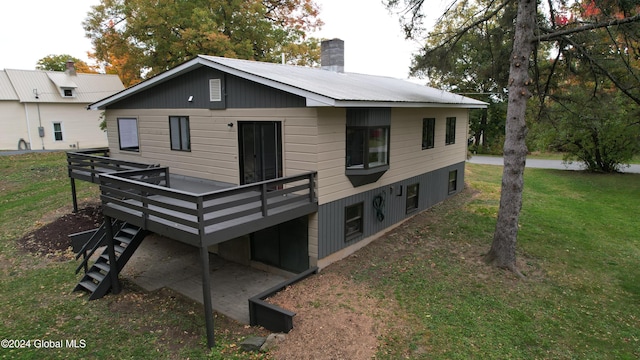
[23,103,33,150]
[33,89,44,150]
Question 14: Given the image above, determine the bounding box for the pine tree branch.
[562,35,640,106]
[536,14,640,42]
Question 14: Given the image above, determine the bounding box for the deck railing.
[99,167,317,246]
[67,149,160,212]
[67,149,159,184]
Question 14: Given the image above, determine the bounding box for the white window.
[53,122,63,141]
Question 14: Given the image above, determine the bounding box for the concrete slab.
[121,234,288,324]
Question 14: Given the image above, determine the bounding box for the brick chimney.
[321,38,344,73]
[65,60,77,76]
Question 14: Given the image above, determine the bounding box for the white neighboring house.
[0,62,124,150]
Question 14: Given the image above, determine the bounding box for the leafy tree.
[36,54,98,73]
[83,0,323,84]
[544,87,640,172]
[386,0,640,273]
[404,0,514,153]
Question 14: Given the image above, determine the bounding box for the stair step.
[78,280,98,293]
[93,261,110,272]
[75,222,147,301]
[115,235,132,245]
[87,271,105,282]
[119,226,139,236]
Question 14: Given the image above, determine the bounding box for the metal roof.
[3,69,124,104]
[0,71,19,100]
[90,55,487,110]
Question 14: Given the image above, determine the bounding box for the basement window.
[345,202,363,241]
[406,183,419,214]
[448,170,458,194]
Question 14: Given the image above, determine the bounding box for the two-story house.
[71,39,486,347]
[0,62,124,150]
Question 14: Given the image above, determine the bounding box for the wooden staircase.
[73,221,147,300]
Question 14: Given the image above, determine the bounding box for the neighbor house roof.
[90,55,488,110]
[2,69,124,104]
[0,71,19,100]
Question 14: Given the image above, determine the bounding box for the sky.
[0,0,440,80]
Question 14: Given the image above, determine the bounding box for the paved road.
[468,155,640,174]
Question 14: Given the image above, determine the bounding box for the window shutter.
[209,79,222,102]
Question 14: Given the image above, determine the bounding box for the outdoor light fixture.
[188,95,193,102]
[227,122,234,128]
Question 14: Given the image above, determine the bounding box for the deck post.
[200,245,215,348]
[104,216,121,294]
[70,177,78,213]
[261,183,268,216]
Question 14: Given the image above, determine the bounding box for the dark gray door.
[238,121,282,185]
[251,217,309,273]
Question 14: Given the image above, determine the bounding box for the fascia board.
[331,100,488,109]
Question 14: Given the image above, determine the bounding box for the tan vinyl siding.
[106,108,318,185]
[316,107,469,204]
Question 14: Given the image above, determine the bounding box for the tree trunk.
[485,0,536,272]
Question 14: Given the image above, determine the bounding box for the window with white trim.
[53,122,63,141]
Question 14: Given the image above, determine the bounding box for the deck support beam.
[104,216,121,294]
[200,245,215,348]
[70,177,78,213]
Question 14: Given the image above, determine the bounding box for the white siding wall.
[316,107,470,204]
[1,102,107,150]
[0,101,28,150]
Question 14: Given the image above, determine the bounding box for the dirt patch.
[268,272,395,360]
[16,203,103,260]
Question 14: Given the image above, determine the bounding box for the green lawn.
[0,152,267,359]
[362,163,640,359]
[1,152,639,359]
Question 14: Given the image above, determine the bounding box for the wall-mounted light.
[227,122,234,128]
[188,95,193,102]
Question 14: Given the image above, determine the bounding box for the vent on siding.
[209,78,222,102]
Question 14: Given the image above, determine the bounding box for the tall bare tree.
[386,0,640,273]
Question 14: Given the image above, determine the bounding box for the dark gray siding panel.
[318,161,465,259]
[225,75,305,108]
[346,108,391,127]
[109,67,226,109]
[107,67,305,110]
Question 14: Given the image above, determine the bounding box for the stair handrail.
[75,219,122,274]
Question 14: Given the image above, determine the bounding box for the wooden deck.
[67,150,318,248]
